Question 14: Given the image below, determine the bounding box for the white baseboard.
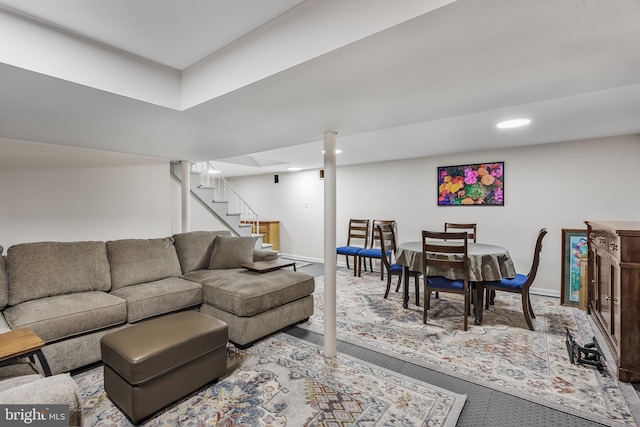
[278,254,324,264]
[529,287,560,298]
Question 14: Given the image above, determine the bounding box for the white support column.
[323,131,337,358]
[180,161,191,232]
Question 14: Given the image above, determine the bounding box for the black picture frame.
[437,162,505,206]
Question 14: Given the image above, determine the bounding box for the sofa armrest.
[0,373,83,426]
[253,249,279,262]
[0,312,10,334]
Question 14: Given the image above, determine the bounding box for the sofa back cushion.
[0,248,8,309]
[7,241,111,306]
[107,237,183,290]
[172,230,231,273]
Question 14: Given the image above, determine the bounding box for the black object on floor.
[566,327,606,376]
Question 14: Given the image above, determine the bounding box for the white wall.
[231,135,640,296]
[0,139,172,249]
[2,135,638,296]
[225,170,325,258]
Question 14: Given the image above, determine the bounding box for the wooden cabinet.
[256,221,280,251]
[585,221,640,382]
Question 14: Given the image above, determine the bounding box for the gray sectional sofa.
[0,230,315,376]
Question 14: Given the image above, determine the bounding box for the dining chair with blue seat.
[377,223,421,303]
[357,219,395,280]
[422,230,471,331]
[336,219,370,276]
[482,228,548,331]
[437,223,477,301]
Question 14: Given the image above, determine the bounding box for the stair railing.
[191,161,259,232]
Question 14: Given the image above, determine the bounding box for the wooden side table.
[0,328,52,376]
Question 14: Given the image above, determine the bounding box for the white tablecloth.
[396,241,516,282]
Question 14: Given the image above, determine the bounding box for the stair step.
[174,163,259,240]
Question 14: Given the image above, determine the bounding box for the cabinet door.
[588,246,597,311]
[596,251,612,332]
[611,261,621,351]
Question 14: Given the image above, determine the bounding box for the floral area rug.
[73,333,465,426]
[299,269,640,426]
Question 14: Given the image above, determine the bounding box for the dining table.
[395,240,516,325]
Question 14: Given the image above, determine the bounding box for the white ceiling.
[0,0,307,70]
[1,0,639,178]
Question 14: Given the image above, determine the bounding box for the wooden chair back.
[357,219,395,279]
[522,228,548,290]
[444,223,477,243]
[482,228,547,330]
[370,220,396,249]
[346,219,370,248]
[422,231,469,282]
[376,223,397,270]
[422,230,470,330]
[377,222,421,300]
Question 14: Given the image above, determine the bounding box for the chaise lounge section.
[176,231,315,347]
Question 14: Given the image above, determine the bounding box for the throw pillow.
[209,235,257,269]
[173,231,223,273]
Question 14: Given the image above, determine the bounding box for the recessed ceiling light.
[496,118,531,129]
[321,149,342,154]
[288,167,302,171]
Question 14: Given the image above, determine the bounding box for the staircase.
[170,161,269,248]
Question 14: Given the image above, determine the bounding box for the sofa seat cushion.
[3,291,126,343]
[110,278,203,323]
[184,269,315,317]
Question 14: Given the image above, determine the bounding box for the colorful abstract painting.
[438,162,504,206]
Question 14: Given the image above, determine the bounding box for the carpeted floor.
[298,268,640,426]
[71,262,640,426]
[285,327,612,427]
[74,333,466,426]
[279,256,312,271]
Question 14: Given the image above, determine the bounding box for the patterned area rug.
[299,269,640,426]
[74,333,465,426]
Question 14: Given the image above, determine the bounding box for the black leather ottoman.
[100,311,228,423]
